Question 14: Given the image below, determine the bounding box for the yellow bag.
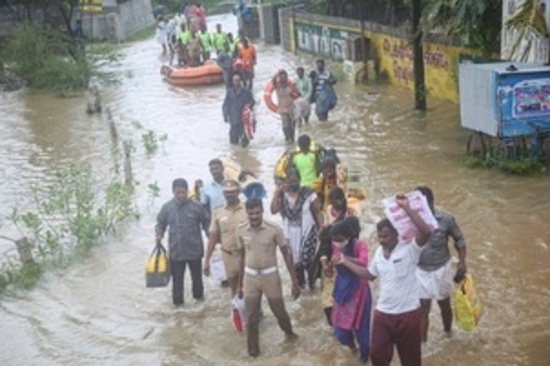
[145,243,170,288]
[454,274,482,331]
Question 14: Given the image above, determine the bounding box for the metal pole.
[292,0,296,55]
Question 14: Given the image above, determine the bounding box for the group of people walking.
[155,136,468,364]
[155,8,467,363]
[221,58,338,147]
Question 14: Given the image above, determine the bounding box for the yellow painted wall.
[289,18,473,103]
[367,31,466,103]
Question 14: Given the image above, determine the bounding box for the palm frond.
[505,0,548,38]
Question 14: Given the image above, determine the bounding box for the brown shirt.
[238,220,287,269]
[210,203,248,252]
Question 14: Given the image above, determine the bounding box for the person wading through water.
[237,198,300,357]
[155,179,209,306]
[204,180,248,297]
[222,74,255,146]
[270,166,323,290]
[312,59,337,122]
[272,69,300,143]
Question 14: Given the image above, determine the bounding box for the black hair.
[344,216,361,239]
[321,157,337,170]
[208,158,223,167]
[331,219,354,239]
[376,218,397,235]
[172,178,188,191]
[416,185,434,207]
[328,186,346,202]
[285,165,301,181]
[245,197,263,211]
[297,134,311,153]
[297,67,304,73]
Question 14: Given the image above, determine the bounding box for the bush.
[3,24,92,91]
[1,162,137,296]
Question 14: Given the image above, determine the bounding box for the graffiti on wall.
[381,38,450,84]
[295,22,360,61]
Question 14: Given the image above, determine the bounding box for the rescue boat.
[160,60,223,87]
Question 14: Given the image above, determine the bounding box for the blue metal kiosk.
[459,61,550,158]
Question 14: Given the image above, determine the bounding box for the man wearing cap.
[155,178,210,306]
[204,179,247,296]
[237,197,301,357]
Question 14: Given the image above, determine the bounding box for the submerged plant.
[0,163,138,296]
[141,130,167,158]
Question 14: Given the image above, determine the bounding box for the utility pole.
[411,0,426,110]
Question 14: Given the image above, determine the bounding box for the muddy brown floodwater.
[0,14,549,366]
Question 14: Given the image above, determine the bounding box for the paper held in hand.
[382,191,438,243]
[209,250,227,284]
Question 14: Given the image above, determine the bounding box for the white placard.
[382,191,438,243]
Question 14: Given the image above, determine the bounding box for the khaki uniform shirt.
[210,203,248,252]
[238,220,287,269]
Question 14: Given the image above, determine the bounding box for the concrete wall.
[81,0,155,42]
[278,9,479,103]
[237,6,261,40]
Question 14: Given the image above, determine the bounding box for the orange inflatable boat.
[160,60,223,87]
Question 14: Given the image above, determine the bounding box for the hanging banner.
[80,0,102,13]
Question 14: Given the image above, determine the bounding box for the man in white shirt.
[337,195,431,366]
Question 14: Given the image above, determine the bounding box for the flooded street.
[1,14,549,366]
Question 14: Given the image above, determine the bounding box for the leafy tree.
[421,0,502,56]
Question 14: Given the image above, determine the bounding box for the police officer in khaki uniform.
[237,197,301,358]
[204,179,247,296]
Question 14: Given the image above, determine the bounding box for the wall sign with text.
[294,21,360,61]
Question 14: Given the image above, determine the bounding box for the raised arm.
[396,195,432,246]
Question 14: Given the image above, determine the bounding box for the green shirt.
[179,30,190,44]
[212,32,227,51]
[199,31,212,51]
[293,152,318,187]
[294,76,313,101]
